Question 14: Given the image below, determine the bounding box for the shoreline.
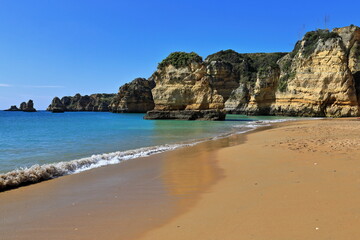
[0,117,286,191]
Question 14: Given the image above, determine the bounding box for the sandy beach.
[2,119,360,239]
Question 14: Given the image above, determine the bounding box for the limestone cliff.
[267,26,360,117]
[47,93,116,112]
[46,25,360,118]
[149,51,285,111]
[109,78,155,113]
[148,25,360,117]
[150,52,224,111]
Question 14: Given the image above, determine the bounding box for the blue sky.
[0,0,359,109]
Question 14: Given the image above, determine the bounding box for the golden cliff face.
[147,25,360,117]
[151,51,285,115]
[151,62,224,111]
[271,26,360,117]
[109,78,155,113]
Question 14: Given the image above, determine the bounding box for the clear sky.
[0,0,359,109]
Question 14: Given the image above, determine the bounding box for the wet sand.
[0,127,236,240]
[2,119,360,239]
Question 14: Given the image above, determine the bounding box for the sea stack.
[4,105,20,111]
[4,100,36,112]
[21,100,37,112]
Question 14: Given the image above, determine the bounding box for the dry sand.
[2,119,360,240]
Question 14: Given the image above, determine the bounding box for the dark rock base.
[144,110,226,121]
[51,108,65,113]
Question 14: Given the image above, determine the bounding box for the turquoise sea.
[0,111,295,189]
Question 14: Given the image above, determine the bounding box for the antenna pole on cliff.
[324,15,330,30]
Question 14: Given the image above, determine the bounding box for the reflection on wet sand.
[159,130,254,209]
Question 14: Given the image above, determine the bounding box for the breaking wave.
[0,143,196,191]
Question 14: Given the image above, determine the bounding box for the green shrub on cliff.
[158,52,203,69]
[206,49,244,63]
[300,29,340,57]
[206,50,286,85]
[247,52,287,70]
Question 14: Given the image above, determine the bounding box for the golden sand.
[140,119,360,240]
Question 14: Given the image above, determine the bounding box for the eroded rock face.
[109,78,155,113]
[269,27,360,117]
[220,26,360,117]
[151,62,225,111]
[334,26,360,101]
[47,94,116,112]
[148,51,285,119]
[150,51,285,111]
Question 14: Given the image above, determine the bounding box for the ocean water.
[0,111,295,189]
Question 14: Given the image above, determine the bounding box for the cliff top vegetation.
[158,52,203,69]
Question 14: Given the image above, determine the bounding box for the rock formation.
[47,93,116,112]
[5,100,37,112]
[20,100,37,112]
[145,25,360,118]
[49,97,65,113]
[266,26,360,117]
[4,105,20,111]
[109,78,155,113]
[45,25,360,119]
[144,51,285,119]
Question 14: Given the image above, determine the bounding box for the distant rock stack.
[4,100,37,112]
[21,100,37,112]
[4,105,20,111]
[19,102,27,111]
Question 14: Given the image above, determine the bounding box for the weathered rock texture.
[147,25,360,118]
[265,26,360,117]
[145,51,285,119]
[47,94,116,112]
[109,78,155,113]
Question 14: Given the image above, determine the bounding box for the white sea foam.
[0,143,200,190]
[0,118,300,191]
